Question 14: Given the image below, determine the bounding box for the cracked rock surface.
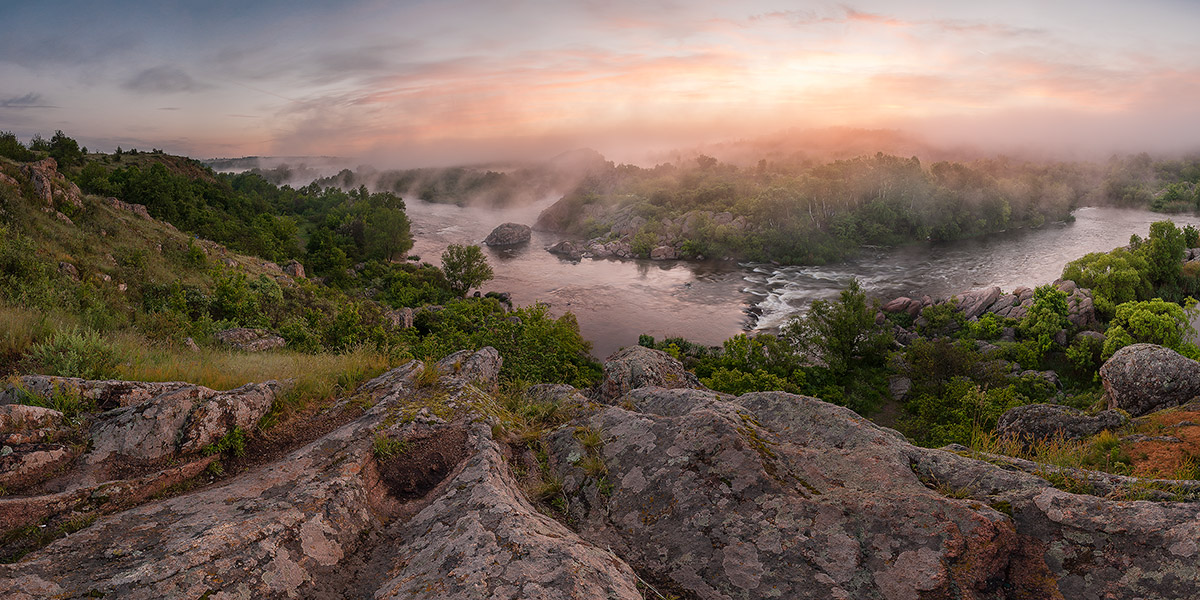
[4,347,1200,599]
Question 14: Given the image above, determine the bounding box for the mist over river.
[406,199,1200,359]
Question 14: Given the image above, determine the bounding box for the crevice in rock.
[305,423,472,599]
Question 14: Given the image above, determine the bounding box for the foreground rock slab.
[5,347,1200,599]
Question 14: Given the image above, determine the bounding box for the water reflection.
[406,199,1200,358]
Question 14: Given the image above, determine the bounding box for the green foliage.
[27,329,121,380]
[0,131,35,161]
[1062,248,1151,319]
[1066,334,1103,377]
[202,427,247,458]
[372,433,410,459]
[1139,219,1186,289]
[968,312,1005,340]
[1101,298,1199,358]
[630,231,657,258]
[782,279,892,375]
[440,244,493,296]
[702,368,801,395]
[1019,284,1069,341]
[12,383,95,419]
[48,130,84,168]
[917,300,966,337]
[411,300,600,387]
[900,378,1028,448]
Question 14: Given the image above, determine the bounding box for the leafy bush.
[1101,298,1199,359]
[26,328,121,380]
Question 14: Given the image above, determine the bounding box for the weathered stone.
[0,404,63,433]
[594,345,703,402]
[214,327,285,352]
[84,381,279,476]
[434,347,502,392]
[882,296,915,313]
[21,158,57,204]
[104,196,152,219]
[282,259,305,278]
[385,307,414,329]
[547,239,583,260]
[997,403,1126,444]
[0,376,195,409]
[483,222,532,246]
[58,261,79,281]
[649,245,676,260]
[888,375,912,402]
[955,286,1002,319]
[0,444,73,489]
[1102,343,1200,416]
[4,344,1200,598]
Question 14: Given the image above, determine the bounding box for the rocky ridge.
[3,346,1200,598]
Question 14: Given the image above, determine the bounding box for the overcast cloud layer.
[2,0,1198,165]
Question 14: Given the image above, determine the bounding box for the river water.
[406,199,1200,359]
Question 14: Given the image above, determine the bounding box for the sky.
[2,0,1199,166]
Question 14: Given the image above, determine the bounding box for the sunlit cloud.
[3,0,1198,161]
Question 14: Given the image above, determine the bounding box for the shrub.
[26,328,121,380]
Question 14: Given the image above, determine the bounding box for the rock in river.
[484,222,531,246]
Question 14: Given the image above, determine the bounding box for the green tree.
[1019,284,1069,341]
[1102,298,1199,359]
[782,278,892,375]
[1138,220,1186,288]
[1061,248,1151,319]
[441,244,493,296]
[0,131,35,161]
[48,130,83,168]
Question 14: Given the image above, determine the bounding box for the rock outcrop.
[1101,343,1200,416]
[484,222,532,246]
[282,259,305,278]
[996,403,1126,443]
[0,376,196,409]
[593,345,703,402]
[883,279,1097,330]
[546,239,583,260]
[6,347,1200,599]
[214,327,286,352]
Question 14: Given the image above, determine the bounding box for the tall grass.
[118,341,394,427]
[970,427,1133,476]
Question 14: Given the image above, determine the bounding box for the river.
[405,200,1200,359]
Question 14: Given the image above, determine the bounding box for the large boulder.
[955,286,1002,320]
[594,345,703,402]
[996,403,1126,443]
[1101,343,1200,416]
[82,381,280,482]
[483,222,532,246]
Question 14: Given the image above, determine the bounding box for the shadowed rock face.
[4,347,1200,599]
[997,403,1126,444]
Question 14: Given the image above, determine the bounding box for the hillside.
[5,134,1200,597]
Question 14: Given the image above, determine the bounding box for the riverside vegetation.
[6,130,1200,597]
